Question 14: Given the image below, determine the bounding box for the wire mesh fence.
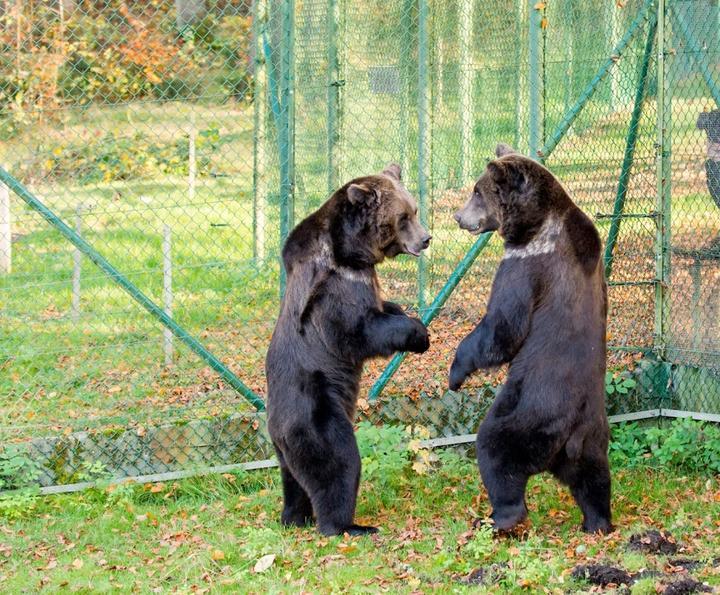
[0,0,718,491]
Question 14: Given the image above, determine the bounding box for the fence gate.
[0,0,718,492]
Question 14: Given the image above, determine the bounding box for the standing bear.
[266,165,431,536]
[450,144,612,534]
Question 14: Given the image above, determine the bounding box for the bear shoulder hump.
[564,206,601,276]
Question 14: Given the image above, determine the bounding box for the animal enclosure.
[0,0,719,491]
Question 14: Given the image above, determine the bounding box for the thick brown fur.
[451,144,612,534]
[266,165,431,536]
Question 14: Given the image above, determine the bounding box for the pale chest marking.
[502,216,563,261]
[313,241,373,284]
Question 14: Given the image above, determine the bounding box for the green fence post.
[417,0,430,311]
[327,0,345,193]
[654,0,672,362]
[252,0,268,262]
[606,0,623,111]
[604,13,657,279]
[279,0,296,296]
[459,0,474,184]
[0,166,266,411]
[369,232,493,401]
[514,0,528,152]
[528,0,543,158]
[398,0,414,177]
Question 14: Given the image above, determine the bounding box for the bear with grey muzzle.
[265,164,431,536]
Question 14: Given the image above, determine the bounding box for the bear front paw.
[405,320,430,353]
[448,355,470,390]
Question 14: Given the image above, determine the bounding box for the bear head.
[454,144,569,244]
[331,164,432,266]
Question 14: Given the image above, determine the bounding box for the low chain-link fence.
[0,0,718,492]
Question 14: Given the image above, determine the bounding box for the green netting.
[0,0,718,490]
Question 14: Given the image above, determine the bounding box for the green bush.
[29,127,226,183]
[610,418,720,474]
[0,446,41,519]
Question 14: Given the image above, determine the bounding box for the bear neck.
[503,181,572,246]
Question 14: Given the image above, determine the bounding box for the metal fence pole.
[326,0,345,193]
[606,0,622,111]
[528,0,543,158]
[398,0,414,177]
[654,0,672,362]
[459,0,474,184]
[279,0,295,296]
[0,173,10,274]
[417,0,430,311]
[604,13,657,279]
[253,0,268,262]
[514,0,528,153]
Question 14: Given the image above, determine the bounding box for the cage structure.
[0,0,718,491]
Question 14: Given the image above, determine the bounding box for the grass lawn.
[1,440,719,594]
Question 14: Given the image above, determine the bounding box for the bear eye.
[399,213,409,225]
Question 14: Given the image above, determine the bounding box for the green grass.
[0,448,718,593]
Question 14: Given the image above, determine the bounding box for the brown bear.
[266,164,432,536]
[450,144,612,534]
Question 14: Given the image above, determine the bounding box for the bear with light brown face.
[450,144,612,534]
[266,164,431,536]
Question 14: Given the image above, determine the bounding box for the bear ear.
[382,163,402,181]
[495,143,518,157]
[487,160,526,194]
[347,182,381,206]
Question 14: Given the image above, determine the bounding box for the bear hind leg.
[282,422,377,537]
[551,451,613,534]
[476,432,529,532]
[275,447,314,527]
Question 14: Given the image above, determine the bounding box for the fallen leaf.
[71,558,83,570]
[253,554,276,573]
[210,549,225,561]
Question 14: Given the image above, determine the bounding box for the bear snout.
[421,234,432,249]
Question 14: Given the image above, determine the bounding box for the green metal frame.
[252,0,269,262]
[326,0,345,193]
[369,0,663,402]
[0,166,266,411]
[417,0,430,311]
[538,0,656,161]
[654,0,672,361]
[278,0,296,295]
[604,12,658,279]
[398,0,414,177]
[527,0,543,158]
[369,232,493,401]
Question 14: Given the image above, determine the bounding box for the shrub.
[610,418,720,474]
[28,127,225,184]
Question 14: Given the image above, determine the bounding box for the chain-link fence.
[1,0,718,492]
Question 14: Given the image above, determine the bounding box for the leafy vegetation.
[610,418,720,474]
[0,421,718,592]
